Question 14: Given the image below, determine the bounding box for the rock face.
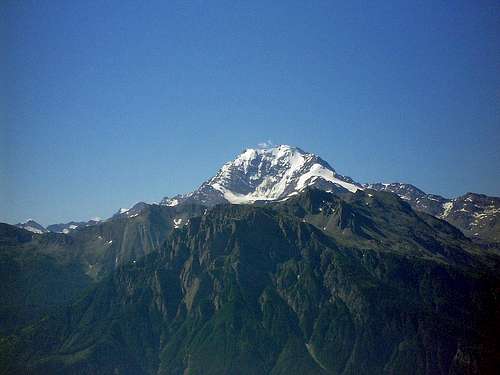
[439,193,500,243]
[365,183,500,243]
[3,189,499,375]
[363,182,448,216]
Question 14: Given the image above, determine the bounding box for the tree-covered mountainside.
[0,204,205,334]
[0,224,91,334]
[1,189,499,374]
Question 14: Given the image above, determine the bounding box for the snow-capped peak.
[161,145,362,206]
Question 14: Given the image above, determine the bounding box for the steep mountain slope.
[366,183,500,242]
[161,145,362,206]
[0,204,205,333]
[363,183,447,217]
[3,189,499,375]
[0,224,91,334]
[439,193,500,243]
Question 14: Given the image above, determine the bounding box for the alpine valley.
[1,145,499,375]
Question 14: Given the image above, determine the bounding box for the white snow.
[207,145,362,204]
[119,208,129,214]
[164,198,179,207]
[296,163,360,193]
[173,218,183,228]
[441,201,454,218]
[24,226,44,234]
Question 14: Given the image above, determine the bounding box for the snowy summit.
[161,145,362,206]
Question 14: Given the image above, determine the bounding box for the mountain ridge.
[2,188,499,374]
[158,145,499,243]
[13,145,500,243]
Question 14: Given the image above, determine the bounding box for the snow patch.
[296,163,360,193]
[164,198,179,207]
[24,226,44,234]
[173,218,183,228]
[441,201,454,218]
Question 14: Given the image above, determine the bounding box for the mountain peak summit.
[161,145,362,207]
[15,219,48,234]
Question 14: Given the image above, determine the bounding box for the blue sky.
[1,0,499,225]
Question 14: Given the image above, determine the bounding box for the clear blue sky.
[1,0,499,226]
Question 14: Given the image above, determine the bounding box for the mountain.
[46,219,102,234]
[363,183,447,216]
[2,145,499,374]
[15,220,48,234]
[0,224,92,334]
[440,193,500,243]
[111,201,150,219]
[365,183,500,243]
[0,203,206,334]
[2,189,499,374]
[16,146,498,242]
[45,202,149,234]
[160,145,499,243]
[161,145,362,207]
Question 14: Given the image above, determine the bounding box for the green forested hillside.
[1,190,498,374]
[0,204,205,334]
